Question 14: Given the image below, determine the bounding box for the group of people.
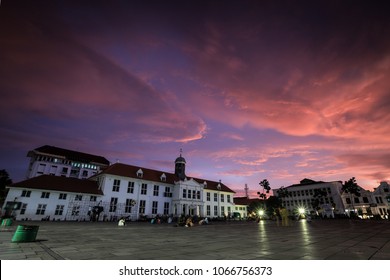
[174,215,209,227]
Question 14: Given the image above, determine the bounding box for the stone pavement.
[0,219,389,260]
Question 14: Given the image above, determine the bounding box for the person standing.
[280,207,290,226]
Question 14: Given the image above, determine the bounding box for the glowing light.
[298,207,306,215]
[258,209,265,216]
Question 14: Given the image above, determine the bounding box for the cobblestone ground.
[1,219,389,260]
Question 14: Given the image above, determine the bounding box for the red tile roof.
[28,145,110,165]
[100,163,235,193]
[233,197,262,205]
[10,175,103,195]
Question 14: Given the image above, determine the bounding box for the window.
[197,191,201,200]
[61,167,68,175]
[164,187,172,197]
[41,192,50,199]
[221,194,225,202]
[127,182,134,193]
[228,206,231,215]
[20,203,27,215]
[141,183,147,195]
[70,169,79,177]
[164,202,169,215]
[55,205,64,215]
[362,197,369,203]
[207,205,211,216]
[110,197,118,212]
[152,201,158,214]
[82,170,88,177]
[125,199,134,213]
[36,204,46,215]
[72,206,80,216]
[112,179,120,192]
[214,205,218,216]
[214,193,218,202]
[183,189,187,199]
[354,197,360,204]
[346,197,351,204]
[221,206,225,215]
[21,190,31,197]
[139,200,146,214]
[59,193,67,200]
[75,195,83,201]
[90,196,97,202]
[49,165,57,176]
[207,192,210,201]
[153,185,159,196]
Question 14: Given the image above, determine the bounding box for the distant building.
[3,148,236,221]
[340,184,374,218]
[273,178,345,217]
[232,197,251,219]
[26,145,110,180]
[369,182,390,219]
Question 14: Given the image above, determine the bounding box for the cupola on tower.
[175,150,186,180]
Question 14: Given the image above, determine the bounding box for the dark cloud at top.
[1,0,390,189]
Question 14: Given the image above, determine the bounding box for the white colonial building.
[3,149,236,221]
[25,145,110,180]
[372,182,390,219]
[273,179,345,217]
[340,181,390,219]
[275,178,390,219]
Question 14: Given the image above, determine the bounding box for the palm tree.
[342,177,361,217]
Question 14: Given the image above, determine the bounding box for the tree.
[257,179,271,200]
[311,188,328,211]
[0,169,12,199]
[342,177,361,217]
[265,196,282,217]
[276,186,290,198]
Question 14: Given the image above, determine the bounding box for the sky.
[1,0,390,197]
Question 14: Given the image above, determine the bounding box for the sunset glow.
[1,0,390,196]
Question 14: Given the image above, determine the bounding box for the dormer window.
[203,181,207,188]
[217,180,222,190]
[136,168,143,178]
[160,173,166,182]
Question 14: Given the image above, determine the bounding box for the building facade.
[341,181,390,219]
[25,145,110,180]
[273,179,345,217]
[274,178,390,219]
[3,149,235,221]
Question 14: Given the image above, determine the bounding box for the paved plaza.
[0,219,389,260]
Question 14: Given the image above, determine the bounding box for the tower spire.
[245,184,249,198]
[175,149,186,180]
